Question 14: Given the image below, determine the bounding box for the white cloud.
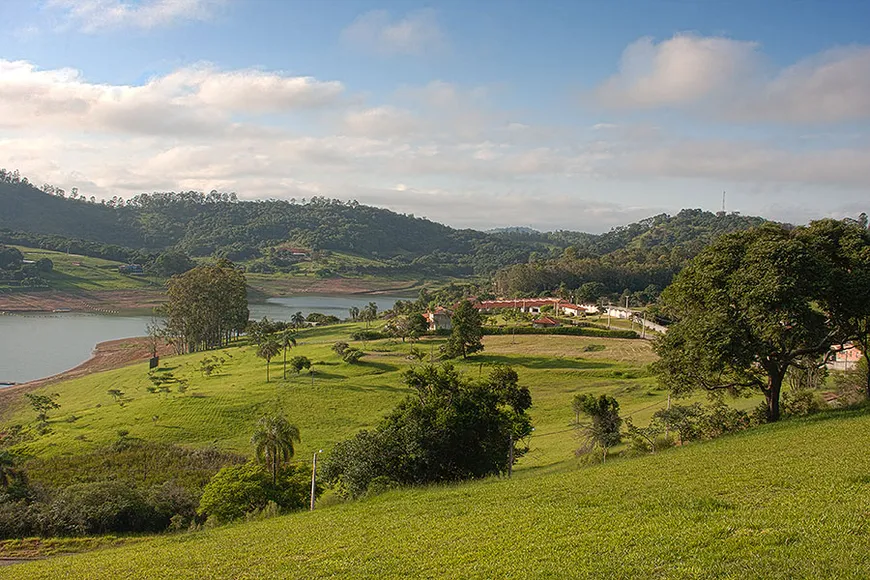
[341,9,445,55]
[0,60,344,136]
[729,46,870,124]
[595,35,759,109]
[342,106,423,138]
[47,0,224,32]
[595,34,870,124]
[3,56,869,232]
[619,139,870,188]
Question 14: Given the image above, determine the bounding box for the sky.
[1,0,869,233]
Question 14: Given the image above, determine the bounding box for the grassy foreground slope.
[7,409,870,579]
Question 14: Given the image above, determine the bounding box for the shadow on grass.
[472,354,613,370]
[357,360,400,374]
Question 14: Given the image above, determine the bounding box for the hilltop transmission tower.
[722,191,726,213]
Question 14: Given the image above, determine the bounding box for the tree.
[291,312,306,329]
[290,355,311,375]
[652,225,833,422]
[573,394,622,462]
[280,330,297,379]
[348,306,360,321]
[162,262,248,354]
[257,337,281,382]
[342,347,365,364]
[151,251,195,277]
[25,393,60,425]
[332,341,349,357]
[444,300,484,359]
[251,414,301,484]
[801,218,870,397]
[361,302,378,328]
[321,364,532,498]
[0,246,23,270]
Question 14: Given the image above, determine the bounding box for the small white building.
[424,307,452,331]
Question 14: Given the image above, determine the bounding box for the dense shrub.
[46,482,156,536]
[350,330,388,341]
[198,463,312,523]
[322,364,532,499]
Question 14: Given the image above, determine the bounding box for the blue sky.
[1,0,868,231]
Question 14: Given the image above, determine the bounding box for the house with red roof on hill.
[532,316,560,328]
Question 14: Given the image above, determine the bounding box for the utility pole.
[310,449,322,511]
[507,432,514,478]
[641,312,647,339]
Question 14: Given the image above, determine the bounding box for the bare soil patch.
[0,289,165,313]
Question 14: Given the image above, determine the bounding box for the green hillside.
[1,173,767,288]
[1,246,162,292]
[3,326,666,469]
[5,407,869,578]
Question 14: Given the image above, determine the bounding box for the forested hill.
[492,210,767,299]
[1,169,765,277]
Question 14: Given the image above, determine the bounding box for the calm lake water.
[0,294,409,385]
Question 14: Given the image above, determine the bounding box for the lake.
[0,294,409,384]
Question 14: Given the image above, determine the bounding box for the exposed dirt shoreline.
[0,337,174,418]
[0,289,165,314]
[0,277,421,314]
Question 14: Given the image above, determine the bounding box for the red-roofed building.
[532,316,560,328]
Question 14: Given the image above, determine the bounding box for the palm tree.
[280,330,297,379]
[256,337,281,382]
[349,306,360,321]
[291,311,306,329]
[251,414,301,484]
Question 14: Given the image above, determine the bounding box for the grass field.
[5,406,870,579]
[3,246,163,293]
[4,326,680,471]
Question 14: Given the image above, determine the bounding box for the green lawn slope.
[6,408,870,579]
[5,327,670,471]
[4,246,162,292]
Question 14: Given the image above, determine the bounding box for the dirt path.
[0,337,174,419]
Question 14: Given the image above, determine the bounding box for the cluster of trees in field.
[2,170,770,281]
[161,260,249,353]
[0,244,53,287]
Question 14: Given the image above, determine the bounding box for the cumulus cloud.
[0,60,344,136]
[3,55,868,232]
[595,35,759,109]
[47,0,224,32]
[595,34,870,124]
[341,9,445,55]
